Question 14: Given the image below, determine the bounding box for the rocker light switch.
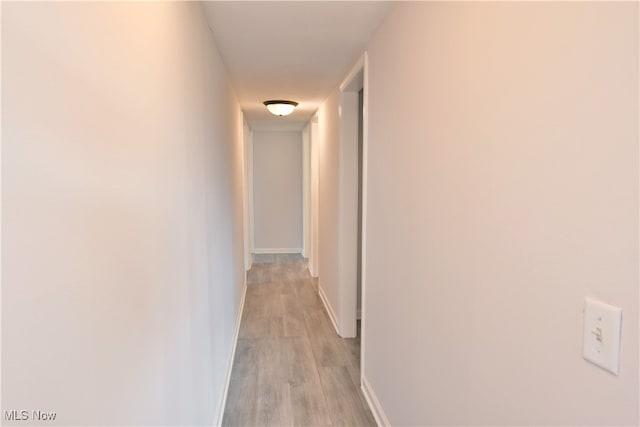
[583,297,622,375]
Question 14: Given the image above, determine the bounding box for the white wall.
[338,91,359,338]
[317,90,341,328]
[363,2,638,426]
[317,68,361,338]
[2,2,245,425]
[242,120,252,271]
[310,117,320,277]
[252,130,303,253]
[302,124,311,259]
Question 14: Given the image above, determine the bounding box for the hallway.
[3,2,638,426]
[223,254,375,427]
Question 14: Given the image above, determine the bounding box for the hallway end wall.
[2,2,245,425]
[252,130,304,253]
[363,2,638,426]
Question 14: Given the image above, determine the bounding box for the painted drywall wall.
[338,91,359,338]
[317,83,360,337]
[242,120,252,271]
[302,124,311,259]
[317,90,342,329]
[252,130,303,252]
[363,2,638,425]
[2,2,245,425]
[310,117,320,277]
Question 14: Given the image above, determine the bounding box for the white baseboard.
[214,280,247,427]
[252,248,302,254]
[318,285,340,336]
[362,376,391,427]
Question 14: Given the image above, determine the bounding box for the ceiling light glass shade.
[264,100,298,116]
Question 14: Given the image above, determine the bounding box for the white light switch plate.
[583,297,622,375]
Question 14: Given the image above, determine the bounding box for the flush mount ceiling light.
[263,100,298,116]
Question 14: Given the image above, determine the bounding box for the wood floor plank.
[303,308,346,368]
[224,254,373,427]
[223,375,258,427]
[256,338,291,426]
[231,339,259,379]
[253,253,275,264]
[296,280,322,308]
[317,366,377,427]
[339,337,362,389]
[282,294,307,338]
[239,290,266,339]
[266,316,284,338]
[262,283,284,318]
[256,382,293,427]
[284,337,332,426]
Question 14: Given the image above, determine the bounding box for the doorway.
[337,54,367,346]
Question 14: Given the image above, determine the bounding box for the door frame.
[336,54,369,375]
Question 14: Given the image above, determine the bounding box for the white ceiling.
[201,1,393,130]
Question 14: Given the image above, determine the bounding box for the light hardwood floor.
[223,253,376,427]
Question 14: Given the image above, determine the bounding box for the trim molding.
[362,376,391,427]
[214,280,247,427]
[253,248,302,254]
[359,50,370,390]
[318,285,340,335]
